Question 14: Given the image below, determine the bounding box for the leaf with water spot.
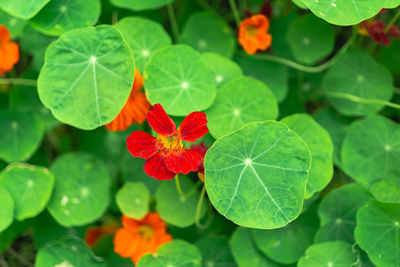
[116,182,150,220]
[0,187,14,232]
[109,0,174,10]
[195,236,236,267]
[205,121,311,229]
[38,25,135,130]
[0,0,51,19]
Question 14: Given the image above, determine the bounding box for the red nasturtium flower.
[238,14,272,55]
[0,25,19,76]
[359,19,400,46]
[190,142,209,182]
[126,104,209,180]
[105,68,151,131]
[113,213,172,265]
[84,225,118,248]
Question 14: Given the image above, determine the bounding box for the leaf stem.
[384,8,400,33]
[228,0,241,27]
[174,175,186,198]
[167,3,180,42]
[0,78,37,87]
[195,185,207,229]
[326,92,400,110]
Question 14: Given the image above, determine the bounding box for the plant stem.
[0,78,37,87]
[195,185,207,229]
[167,3,179,42]
[384,8,400,33]
[174,175,186,198]
[326,92,400,110]
[185,180,202,198]
[228,0,241,27]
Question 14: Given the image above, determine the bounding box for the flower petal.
[166,149,202,174]
[126,131,158,159]
[178,112,209,142]
[144,153,176,180]
[190,142,209,174]
[113,228,141,258]
[147,104,176,136]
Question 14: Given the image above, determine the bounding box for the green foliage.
[0,187,14,232]
[0,9,26,37]
[109,0,174,11]
[0,0,51,19]
[195,236,236,267]
[116,182,150,219]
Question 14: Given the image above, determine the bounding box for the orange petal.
[129,92,151,124]
[113,228,141,258]
[0,25,11,43]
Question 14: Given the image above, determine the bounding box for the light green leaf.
[371,181,400,203]
[384,0,400,8]
[0,163,54,221]
[195,236,236,267]
[38,25,135,130]
[205,121,311,229]
[144,45,216,116]
[0,0,50,19]
[116,182,150,220]
[109,0,173,10]
[0,187,14,232]
[30,0,101,36]
[292,0,307,8]
[0,9,26,37]
[47,153,111,227]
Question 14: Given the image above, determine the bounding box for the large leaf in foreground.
[109,0,173,10]
[205,121,311,229]
[0,0,50,19]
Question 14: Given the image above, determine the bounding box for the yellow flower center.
[246,25,258,36]
[157,135,184,156]
[138,224,155,241]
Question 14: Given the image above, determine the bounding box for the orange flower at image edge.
[114,213,172,265]
[105,68,151,131]
[238,14,272,55]
[0,25,19,76]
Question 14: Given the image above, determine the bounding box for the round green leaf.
[323,50,393,116]
[298,241,357,266]
[47,153,111,227]
[384,0,400,8]
[36,236,105,267]
[0,9,26,37]
[180,11,235,58]
[205,121,311,229]
[201,52,243,88]
[281,114,334,198]
[206,76,278,139]
[355,200,400,267]
[116,182,150,219]
[314,183,372,243]
[0,109,44,162]
[144,45,216,116]
[0,0,50,19]
[155,176,206,228]
[109,0,173,10]
[0,163,54,221]
[378,40,400,74]
[371,181,400,203]
[195,236,236,267]
[30,0,101,36]
[115,16,172,72]
[292,0,307,8]
[0,187,14,232]
[287,14,334,65]
[341,115,400,188]
[137,240,202,267]
[38,25,135,130]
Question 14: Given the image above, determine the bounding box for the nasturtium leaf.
[286,14,334,65]
[341,115,400,188]
[201,53,243,88]
[144,45,216,116]
[0,9,26,37]
[281,114,333,198]
[322,50,393,116]
[383,0,400,8]
[291,0,307,9]
[0,163,54,221]
[137,240,202,267]
[378,40,400,74]
[314,183,372,243]
[109,0,173,10]
[115,17,172,72]
[0,0,50,19]
[30,0,101,36]
[205,121,311,229]
[234,54,288,102]
[371,181,400,203]
[116,182,149,220]
[206,77,278,139]
[0,109,44,162]
[38,25,135,130]
[180,11,235,58]
[0,187,14,232]
[269,13,298,60]
[355,200,400,267]
[195,236,236,267]
[47,153,111,227]
[155,176,206,228]
[36,236,106,267]
[298,241,357,266]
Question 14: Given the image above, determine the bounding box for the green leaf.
[47,153,111,227]
[286,14,334,65]
[323,50,393,116]
[0,0,50,19]
[144,45,217,116]
[378,40,400,74]
[155,176,206,227]
[38,25,135,130]
[206,77,278,139]
[195,236,236,267]
[371,181,400,203]
[355,200,400,267]
[281,114,334,198]
[205,121,311,229]
[0,219,33,253]
[36,236,106,267]
[298,241,357,266]
[0,9,26,37]
[0,187,14,232]
[116,182,150,220]
[201,52,243,88]
[30,0,101,36]
[109,0,173,10]
[341,115,400,188]
[137,240,202,267]
[0,163,54,221]
[115,16,172,72]
[0,109,44,162]
[291,0,307,9]
[180,11,236,58]
[383,0,400,8]
[314,183,372,243]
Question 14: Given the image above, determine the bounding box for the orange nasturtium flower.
[238,14,272,55]
[0,25,19,76]
[113,213,172,265]
[105,68,151,131]
[84,225,119,248]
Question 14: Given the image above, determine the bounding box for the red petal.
[388,25,400,39]
[126,131,158,159]
[165,150,202,175]
[190,143,209,174]
[178,112,209,142]
[147,104,176,137]
[144,153,176,180]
